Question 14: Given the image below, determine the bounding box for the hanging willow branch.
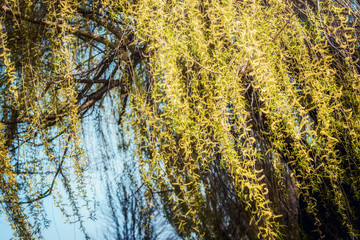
[1,0,360,239]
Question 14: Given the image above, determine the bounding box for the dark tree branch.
[77,7,125,40]
[1,5,117,49]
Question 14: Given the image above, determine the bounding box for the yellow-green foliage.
[1,1,88,239]
[131,0,360,238]
[1,0,360,239]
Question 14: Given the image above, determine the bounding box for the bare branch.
[1,5,117,49]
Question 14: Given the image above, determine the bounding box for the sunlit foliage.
[1,0,360,239]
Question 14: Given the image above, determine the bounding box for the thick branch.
[77,7,124,40]
[79,80,124,114]
[0,80,124,125]
[1,5,116,49]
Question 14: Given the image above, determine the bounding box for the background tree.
[100,160,179,240]
[1,0,360,239]
[83,107,179,240]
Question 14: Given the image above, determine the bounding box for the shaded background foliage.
[0,0,360,239]
[82,105,179,240]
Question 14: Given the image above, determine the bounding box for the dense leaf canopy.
[1,0,360,239]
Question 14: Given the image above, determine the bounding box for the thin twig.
[190,58,220,74]
[271,12,296,42]
[125,182,145,201]
[19,136,71,204]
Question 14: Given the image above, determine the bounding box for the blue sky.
[1,103,114,240]
[1,171,105,240]
[1,97,178,240]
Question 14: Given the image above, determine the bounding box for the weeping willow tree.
[1,0,360,239]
